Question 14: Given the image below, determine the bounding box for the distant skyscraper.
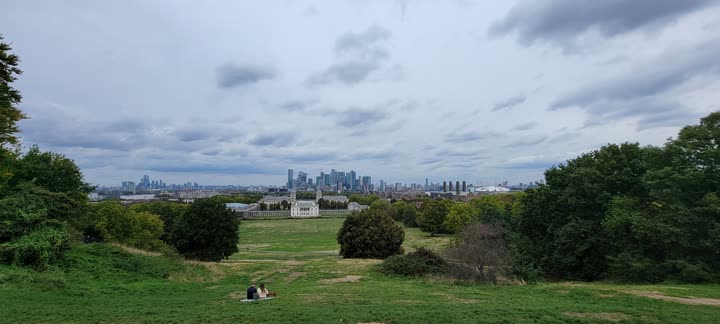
[425,178,428,187]
[287,169,293,189]
[349,170,357,190]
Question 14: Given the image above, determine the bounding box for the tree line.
[386,112,719,283]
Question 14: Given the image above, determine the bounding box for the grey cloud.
[171,128,213,142]
[504,137,547,148]
[334,25,391,54]
[511,121,538,131]
[248,132,297,146]
[333,108,388,127]
[308,61,381,85]
[548,131,581,144]
[445,131,501,143]
[145,162,276,175]
[436,148,485,157]
[551,40,720,130]
[636,110,702,131]
[489,0,715,49]
[278,99,318,112]
[351,150,393,161]
[502,159,558,170]
[493,95,526,111]
[308,25,397,86]
[216,63,276,89]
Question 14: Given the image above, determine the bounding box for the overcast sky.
[2,0,720,186]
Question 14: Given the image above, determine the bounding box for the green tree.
[401,203,418,227]
[88,201,165,250]
[369,199,391,212]
[417,199,453,235]
[337,208,404,258]
[129,201,188,241]
[171,198,239,261]
[516,142,652,280]
[444,203,478,233]
[0,35,25,147]
[389,201,408,221]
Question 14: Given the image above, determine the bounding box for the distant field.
[1,218,719,323]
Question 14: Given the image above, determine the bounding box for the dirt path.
[625,290,720,306]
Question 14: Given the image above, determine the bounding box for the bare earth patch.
[562,312,629,321]
[286,272,305,282]
[227,291,246,300]
[112,244,162,257]
[432,292,480,304]
[394,299,424,304]
[337,259,382,266]
[555,290,570,294]
[320,275,364,283]
[297,294,327,303]
[625,290,720,306]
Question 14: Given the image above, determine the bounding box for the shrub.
[0,225,70,270]
[171,198,240,261]
[129,201,188,240]
[417,199,453,235]
[402,204,418,227]
[337,209,404,259]
[444,223,511,283]
[380,247,446,277]
[89,201,166,250]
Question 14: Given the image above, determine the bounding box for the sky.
[2,0,720,187]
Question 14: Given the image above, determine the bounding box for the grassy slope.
[0,218,718,323]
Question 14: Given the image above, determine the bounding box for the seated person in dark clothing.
[246,282,257,300]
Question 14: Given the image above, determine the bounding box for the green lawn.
[1,218,719,323]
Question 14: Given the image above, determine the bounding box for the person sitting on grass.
[246,282,257,300]
[257,283,269,299]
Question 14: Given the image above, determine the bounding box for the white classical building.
[256,190,367,218]
[289,191,320,218]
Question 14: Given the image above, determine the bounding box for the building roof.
[322,195,348,202]
[294,200,317,207]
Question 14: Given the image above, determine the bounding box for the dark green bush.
[380,247,446,277]
[0,225,70,270]
[337,209,404,259]
[171,198,240,261]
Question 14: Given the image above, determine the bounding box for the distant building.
[287,169,294,189]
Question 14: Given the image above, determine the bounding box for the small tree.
[337,209,404,258]
[369,199,391,211]
[418,199,453,235]
[171,198,239,261]
[444,223,511,283]
[402,204,418,227]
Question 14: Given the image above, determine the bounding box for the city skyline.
[3,2,719,186]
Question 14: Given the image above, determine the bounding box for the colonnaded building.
[256,190,366,218]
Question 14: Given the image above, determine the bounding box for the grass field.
[1,218,719,323]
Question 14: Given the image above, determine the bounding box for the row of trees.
[394,113,720,283]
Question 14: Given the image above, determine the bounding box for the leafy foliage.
[417,199,453,235]
[129,201,188,240]
[337,209,404,258]
[87,201,165,250]
[380,247,447,277]
[170,198,239,261]
[0,35,25,148]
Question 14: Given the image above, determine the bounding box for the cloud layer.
[3,1,719,186]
